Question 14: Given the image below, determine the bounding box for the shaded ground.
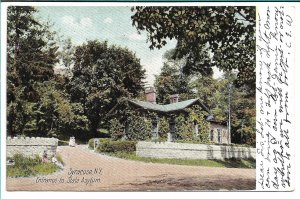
[7,145,255,191]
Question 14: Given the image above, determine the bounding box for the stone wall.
[136,141,255,160]
[7,137,58,158]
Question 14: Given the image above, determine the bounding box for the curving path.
[7,145,255,191]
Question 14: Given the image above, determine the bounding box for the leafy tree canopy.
[68,40,146,136]
[7,6,60,136]
[154,62,255,145]
[7,6,59,102]
[131,6,255,88]
[154,49,194,104]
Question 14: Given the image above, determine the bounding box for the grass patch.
[103,152,255,169]
[7,154,59,177]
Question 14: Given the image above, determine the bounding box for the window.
[210,129,214,142]
[223,130,227,142]
[217,129,222,143]
[194,121,199,136]
[151,120,158,139]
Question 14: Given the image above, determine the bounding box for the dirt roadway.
[7,145,256,191]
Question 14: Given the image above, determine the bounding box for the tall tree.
[58,38,75,78]
[191,75,223,118]
[191,71,255,145]
[131,6,255,89]
[68,40,146,136]
[7,6,59,136]
[230,84,256,145]
[7,6,58,102]
[155,49,193,104]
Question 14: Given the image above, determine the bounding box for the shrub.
[97,140,136,153]
[126,115,152,141]
[88,138,111,149]
[110,118,125,140]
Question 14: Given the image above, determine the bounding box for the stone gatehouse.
[109,87,230,144]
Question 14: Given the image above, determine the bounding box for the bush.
[97,140,136,153]
[88,138,111,149]
[126,115,152,140]
[110,118,125,140]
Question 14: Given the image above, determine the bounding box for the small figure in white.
[69,136,76,147]
[42,150,48,162]
[94,139,100,150]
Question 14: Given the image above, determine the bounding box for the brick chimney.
[145,87,156,104]
[169,94,179,104]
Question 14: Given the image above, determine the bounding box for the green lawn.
[103,152,256,169]
[7,154,60,177]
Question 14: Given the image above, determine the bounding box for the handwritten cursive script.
[256,6,294,191]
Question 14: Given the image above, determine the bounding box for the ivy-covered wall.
[109,104,214,143]
[110,110,152,141]
[175,105,210,142]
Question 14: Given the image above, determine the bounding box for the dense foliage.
[176,106,210,142]
[154,50,193,104]
[109,105,210,143]
[68,40,146,137]
[7,7,146,141]
[154,60,256,145]
[157,117,169,141]
[7,6,255,146]
[7,6,58,137]
[20,81,89,139]
[110,112,152,141]
[131,6,256,88]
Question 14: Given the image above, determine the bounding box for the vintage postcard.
[0,0,298,196]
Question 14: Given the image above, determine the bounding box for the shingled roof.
[107,98,225,124]
[128,98,211,114]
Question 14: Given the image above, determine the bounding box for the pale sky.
[36,6,177,86]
